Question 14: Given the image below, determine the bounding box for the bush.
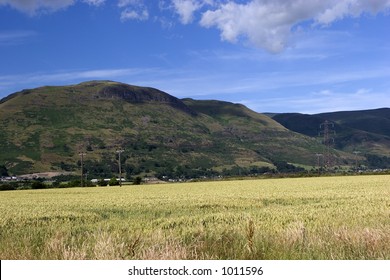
[84,180,96,187]
[133,176,142,185]
[52,181,60,188]
[52,174,79,182]
[98,179,107,187]
[31,181,47,189]
[274,161,305,173]
[66,180,81,188]
[0,184,16,191]
[109,177,119,186]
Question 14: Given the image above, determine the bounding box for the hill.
[317,108,390,138]
[0,80,338,178]
[272,108,390,167]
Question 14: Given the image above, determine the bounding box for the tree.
[133,176,142,185]
[274,161,304,173]
[31,181,46,189]
[0,165,9,176]
[66,180,81,188]
[109,177,119,186]
[97,179,107,187]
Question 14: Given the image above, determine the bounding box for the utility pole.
[116,149,124,187]
[319,120,335,170]
[79,152,86,187]
[315,153,323,175]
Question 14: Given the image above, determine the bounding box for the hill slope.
[317,108,390,138]
[272,108,390,158]
[0,81,350,177]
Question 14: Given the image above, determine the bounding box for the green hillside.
[0,81,351,177]
[272,109,390,168]
[317,108,390,137]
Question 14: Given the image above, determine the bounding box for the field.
[0,175,389,260]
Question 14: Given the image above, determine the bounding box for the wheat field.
[0,175,389,259]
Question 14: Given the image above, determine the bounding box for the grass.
[0,175,389,259]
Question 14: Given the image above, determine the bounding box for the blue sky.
[0,0,389,113]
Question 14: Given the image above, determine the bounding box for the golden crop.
[0,175,389,259]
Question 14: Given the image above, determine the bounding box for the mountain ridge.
[272,108,390,157]
[0,80,387,177]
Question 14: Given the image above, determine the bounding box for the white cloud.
[0,0,148,21]
[3,1,389,53]
[83,0,105,6]
[199,0,390,53]
[0,30,36,46]
[315,0,390,25]
[118,0,142,8]
[117,0,150,21]
[171,0,201,24]
[170,0,214,24]
[120,8,149,21]
[0,0,76,15]
[0,0,106,15]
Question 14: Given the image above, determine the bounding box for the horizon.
[1,0,390,114]
[1,79,389,115]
